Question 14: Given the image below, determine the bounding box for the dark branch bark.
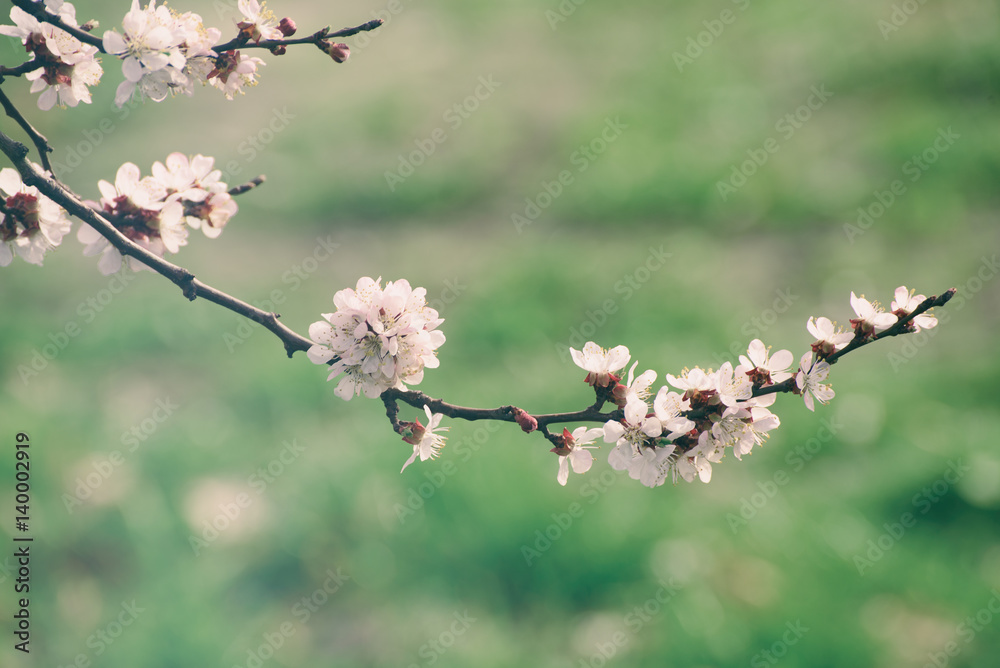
[0,86,55,174]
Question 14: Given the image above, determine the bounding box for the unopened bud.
[512,407,537,434]
[80,19,99,32]
[611,382,628,408]
[270,44,287,55]
[324,42,350,63]
[278,17,297,36]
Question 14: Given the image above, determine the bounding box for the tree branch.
[0,86,55,174]
[0,127,957,451]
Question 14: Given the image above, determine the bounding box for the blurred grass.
[2,0,1000,667]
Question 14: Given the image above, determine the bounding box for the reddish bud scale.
[399,418,425,445]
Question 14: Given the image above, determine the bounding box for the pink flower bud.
[512,407,537,433]
[278,17,297,36]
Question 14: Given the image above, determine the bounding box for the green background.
[2,0,1000,666]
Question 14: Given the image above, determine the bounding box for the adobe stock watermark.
[49,95,144,177]
[404,610,477,668]
[222,235,339,353]
[394,420,501,524]
[887,254,997,372]
[710,287,798,369]
[62,397,180,514]
[878,0,931,39]
[545,0,587,30]
[716,84,833,201]
[18,269,139,385]
[56,600,145,668]
[189,439,307,555]
[385,75,502,191]
[922,589,1000,668]
[853,459,970,575]
[218,106,297,184]
[232,567,350,668]
[844,126,960,243]
[554,245,671,363]
[511,116,628,233]
[521,468,625,566]
[725,416,842,534]
[577,578,682,668]
[750,620,810,667]
[673,0,751,72]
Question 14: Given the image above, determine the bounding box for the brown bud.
[269,44,287,55]
[512,407,537,434]
[325,42,350,63]
[278,17,297,37]
[80,19,99,32]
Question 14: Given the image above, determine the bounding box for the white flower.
[236,0,283,43]
[104,0,188,106]
[553,427,602,486]
[78,162,187,274]
[795,351,834,412]
[849,291,897,337]
[674,431,723,484]
[205,50,265,99]
[0,167,71,267]
[716,361,753,407]
[400,406,449,473]
[0,6,103,110]
[636,444,677,488]
[891,286,938,332]
[152,153,236,237]
[570,341,630,387]
[665,367,717,394]
[712,406,780,460]
[604,396,662,478]
[739,339,793,385]
[611,361,656,407]
[806,316,854,357]
[652,386,694,439]
[308,277,446,400]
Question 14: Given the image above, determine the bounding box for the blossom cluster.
[0,0,103,110]
[0,154,237,271]
[393,286,939,488]
[0,166,72,266]
[101,0,272,105]
[307,277,446,401]
[78,154,237,274]
[0,0,349,110]
[542,287,938,488]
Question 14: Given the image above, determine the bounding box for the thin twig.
[214,19,383,53]
[228,176,266,197]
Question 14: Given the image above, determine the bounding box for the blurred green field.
[2,0,1000,667]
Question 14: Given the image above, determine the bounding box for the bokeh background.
[2,0,1000,666]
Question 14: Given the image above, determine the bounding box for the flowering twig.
[10,0,103,48]
[214,20,383,53]
[0,131,313,357]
